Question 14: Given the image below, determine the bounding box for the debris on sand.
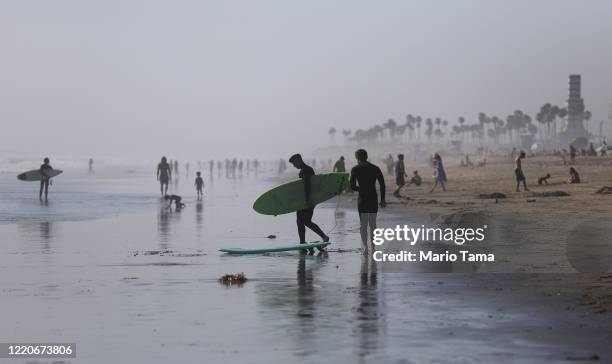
[267,234,277,239]
[531,191,570,197]
[595,186,612,194]
[478,192,506,199]
[218,272,247,285]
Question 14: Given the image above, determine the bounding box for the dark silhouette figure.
[289,153,329,253]
[393,154,407,197]
[350,149,386,252]
[538,174,551,185]
[39,157,53,200]
[514,151,528,192]
[164,194,185,210]
[157,156,172,196]
[333,156,346,172]
[88,158,94,173]
[568,167,581,184]
[195,171,204,200]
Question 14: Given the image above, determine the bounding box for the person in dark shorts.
[194,171,204,200]
[393,154,407,197]
[39,157,53,200]
[289,153,330,253]
[350,149,386,253]
[515,151,528,192]
[157,156,172,196]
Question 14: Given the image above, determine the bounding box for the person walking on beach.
[393,154,407,197]
[39,157,53,200]
[289,153,330,253]
[333,156,346,173]
[429,153,447,193]
[195,171,204,200]
[157,156,172,196]
[515,151,529,192]
[350,149,386,253]
[88,158,94,173]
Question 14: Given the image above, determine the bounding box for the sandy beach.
[0,154,611,363]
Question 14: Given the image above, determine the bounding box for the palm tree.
[384,119,398,140]
[458,116,466,140]
[583,111,592,135]
[342,129,352,143]
[328,127,337,144]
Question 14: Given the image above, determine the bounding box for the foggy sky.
[1,0,612,159]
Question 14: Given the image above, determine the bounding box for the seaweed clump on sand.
[218,272,247,286]
[531,191,570,197]
[478,192,506,199]
[595,186,612,194]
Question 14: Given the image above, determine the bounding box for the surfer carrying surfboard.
[289,154,330,252]
[39,157,53,200]
[350,149,386,253]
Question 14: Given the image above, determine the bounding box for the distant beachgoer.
[209,160,214,177]
[157,156,172,196]
[195,171,204,200]
[514,151,529,192]
[410,170,422,186]
[384,154,394,175]
[350,149,386,253]
[568,167,581,184]
[289,153,330,253]
[569,145,576,164]
[429,153,447,193]
[588,143,597,156]
[88,158,94,173]
[393,154,407,197]
[174,160,179,176]
[333,156,346,173]
[601,139,608,157]
[538,174,551,185]
[185,162,190,178]
[39,157,53,200]
[164,194,185,209]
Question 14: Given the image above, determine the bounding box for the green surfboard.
[253,172,349,215]
[219,241,330,254]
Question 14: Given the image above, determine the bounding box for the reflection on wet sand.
[157,207,182,249]
[355,253,385,362]
[195,201,204,237]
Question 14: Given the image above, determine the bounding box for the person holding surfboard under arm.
[39,157,53,200]
[289,153,330,253]
[350,149,386,254]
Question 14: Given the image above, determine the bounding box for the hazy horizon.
[2,0,612,159]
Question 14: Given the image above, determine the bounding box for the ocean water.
[0,164,610,363]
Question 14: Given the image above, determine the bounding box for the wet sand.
[1,159,612,363]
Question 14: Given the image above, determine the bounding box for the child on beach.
[410,170,422,186]
[164,194,185,210]
[515,151,529,192]
[429,153,447,193]
[195,171,204,200]
[538,174,551,185]
[393,154,407,197]
[568,167,581,184]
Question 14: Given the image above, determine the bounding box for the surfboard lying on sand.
[219,241,330,254]
[253,172,348,215]
[17,169,63,181]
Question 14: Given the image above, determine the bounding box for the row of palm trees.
[328,104,592,146]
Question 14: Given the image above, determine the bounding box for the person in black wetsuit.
[289,153,330,253]
[350,149,386,253]
[39,157,53,200]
